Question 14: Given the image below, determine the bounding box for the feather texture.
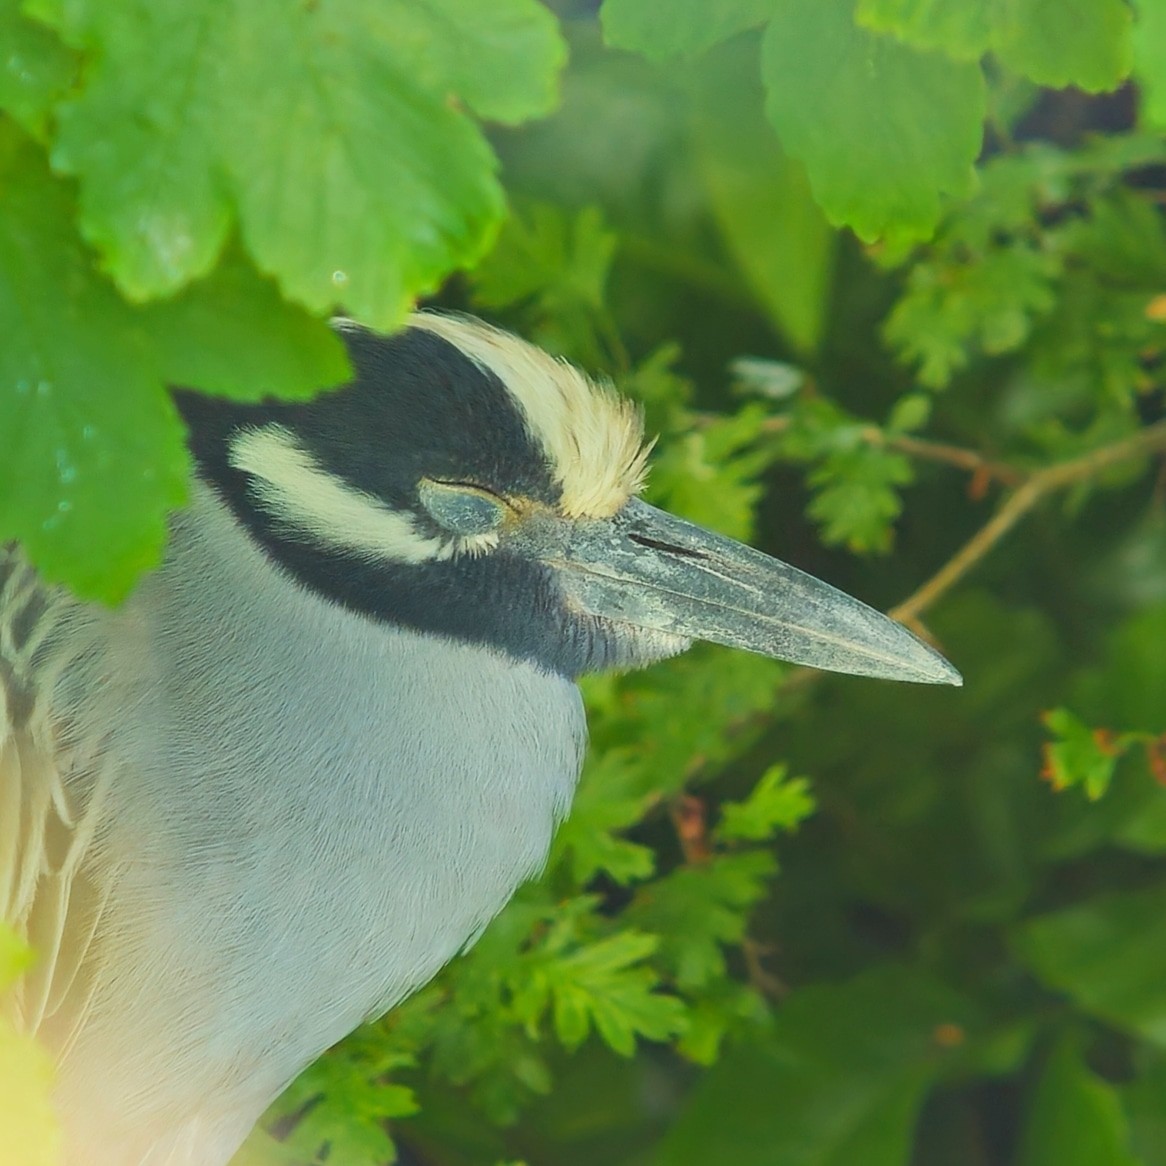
[1,485,586,1164]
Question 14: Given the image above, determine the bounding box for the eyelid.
[427,478,516,510]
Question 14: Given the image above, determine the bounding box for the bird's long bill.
[536,498,961,685]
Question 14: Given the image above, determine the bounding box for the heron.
[1,313,959,1165]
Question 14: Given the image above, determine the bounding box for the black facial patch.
[175,325,560,513]
[173,321,624,678]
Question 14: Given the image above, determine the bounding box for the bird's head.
[175,312,960,685]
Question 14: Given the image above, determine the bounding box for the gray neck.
[52,482,586,1164]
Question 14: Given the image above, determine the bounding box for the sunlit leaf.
[859,0,1133,91]
[600,0,772,62]
[0,926,59,1166]
[762,0,983,244]
[0,131,188,599]
[39,0,564,318]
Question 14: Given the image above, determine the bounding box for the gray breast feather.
[3,487,586,1165]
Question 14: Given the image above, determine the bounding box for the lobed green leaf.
[859,0,1133,92]
[715,765,816,843]
[599,0,772,62]
[39,0,564,321]
[762,0,984,245]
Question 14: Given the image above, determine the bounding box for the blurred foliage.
[5,1,1166,1165]
[0,927,59,1166]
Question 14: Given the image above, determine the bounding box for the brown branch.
[866,430,1026,488]
[890,421,1166,626]
[751,415,1025,489]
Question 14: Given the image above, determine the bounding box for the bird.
[0,312,960,1166]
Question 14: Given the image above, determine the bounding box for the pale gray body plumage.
[5,483,582,1164]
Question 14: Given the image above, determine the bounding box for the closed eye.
[418,477,511,537]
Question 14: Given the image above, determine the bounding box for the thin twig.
[890,420,1166,625]
[679,422,1166,774]
[866,429,1026,488]
[751,415,1025,489]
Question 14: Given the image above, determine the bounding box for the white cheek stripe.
[228,426,497,564]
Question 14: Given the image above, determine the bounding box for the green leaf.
[517,931,687,1056]
[0,131,189,600]
[277,1031,417,1166]
[41,0,565,319]
[407,0,565,124]
[472,203,616,319]
[0,925,31,991]
[762,0,984,245]
[886,393,932,434]
[1040,707,1129,800]
[551,750,657,885]
[600,0,772,62]
[647,404,772,543]
[715,765,816,843]
[856,0,991,59]
[859,0,1133,92]
[807,444,914,554]
[992,0,1132,94]
[1016,1037,1141,1166]
[143,250,351,400]
[1014,885,1166,1046]
[627,852,778,988]
[1133,0,1166,128]
[47,3,235,299]
[0,0,77,139]
[656,966,972,1166]
[883,243,1060,388]
[1122,1053,1166,1164]
[0,1024,59,1166]
[688,39,836,354]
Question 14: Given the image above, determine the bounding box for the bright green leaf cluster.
[0,0,566,598]
[274,1033,418,1166]
[602,0,1147,247]
[768,395,917,553]
[884,137,1166,394]
[763,0,984,246]
[716,765,815,843]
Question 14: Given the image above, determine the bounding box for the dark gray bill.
[519,498,961,685]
